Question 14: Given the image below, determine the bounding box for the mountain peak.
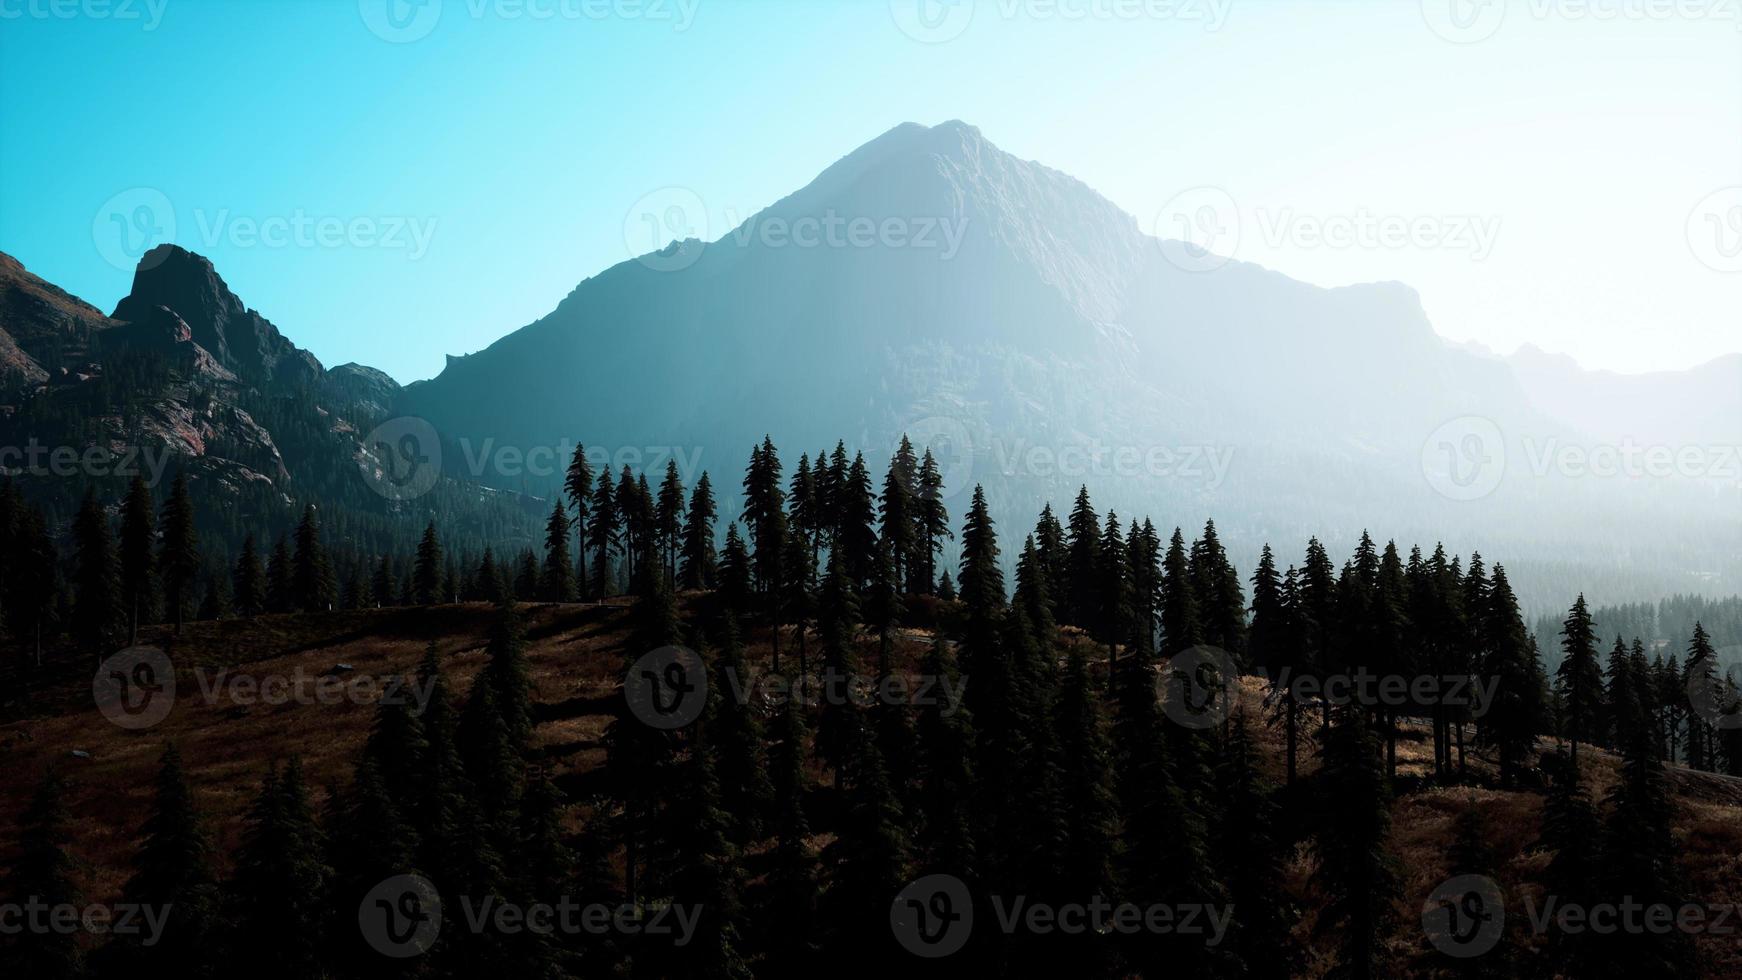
[112,244,322,388]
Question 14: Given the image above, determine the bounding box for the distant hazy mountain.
[392,120,1738,609]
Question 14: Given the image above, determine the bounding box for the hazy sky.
[3,0,1738,382]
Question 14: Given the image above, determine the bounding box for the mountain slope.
[396,120,1739,608]
[0,247,543,563]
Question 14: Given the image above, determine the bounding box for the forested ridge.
[1,436,1737,979]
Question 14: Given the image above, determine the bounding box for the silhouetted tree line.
[0,436,1725,977]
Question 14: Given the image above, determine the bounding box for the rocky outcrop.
[0,252,119,398]
[94,304,237,384]
[323,362,400,419]
[112,245,324,390]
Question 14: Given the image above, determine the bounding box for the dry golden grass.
[3,609,1740,976]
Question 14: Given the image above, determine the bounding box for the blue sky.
[3,0,1738,382]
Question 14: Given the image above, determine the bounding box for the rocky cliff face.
[111,245,325,390]
[0,248,393,507]
[0,252,119,397]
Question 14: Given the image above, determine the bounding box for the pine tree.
[291,505,336,613]
[1028,503,1067,615]
[158,474,200,632]
[914,636,976,879]
[1474,566,1546,786]
[588,468,619,598]
[72,488,122,658]
[1216,711,1297,979]
[718,522,753,618]
[1248,544,1283,676]
[1095,513,1130,664]
[655,458,686,587]
[1160,527,1202,655]
[765,693,823,976]
[1537,749,1601,976]
[813,551,863,787]
[198,572,231,621]
[370,554,395,610]
[1684,622,1719,771]
[1556,594,1605,766]
[880,436,920,593]
[779,527,816,676]
[229,760,329,980]
[821,733,912,969]
[1052,648,1119,914]
[1189,518,1248,659]
[564,443,593,592]
[264,533,293,614]
[5,768,82,980]
[680,471,719,590]
[1312,705,1399,980]
[513,548,540,602]
[123,744,218,977]
[413,521,443,606]
[542,498,576,601]
[1439,799,1516,977]
[118,475,159,641]
[1597,719,1694,975]
[712,622,774,844]
[1064,485,1101,628]
[665,704,755,979]
[324,756,417,975]
[11,505,60,665]
[915,448,951,595]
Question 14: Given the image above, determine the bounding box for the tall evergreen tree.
[1475,566,1547,786]
[1063,485,1101,628]
[413,521,443,606]
[72,489,123,658]
[158,474,200,632]
[1216,711,1297,979]
[1556,594,1605,766]
[914,448,951,595]
[291,505,336,613]
[264,533,292,614]
[123,744,218,978]
[4,768,82,980]
[1312,705,1399,980]
[680,471,719,591]
[588,468,619,598]
[542,498,576,601]
[118,475,159,641]
[1683,622,1719,771]
[228,760,329,980]
[564,443,593,591]
[655,458,686,586]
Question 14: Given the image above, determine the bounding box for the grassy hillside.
[3,602,1740,977]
